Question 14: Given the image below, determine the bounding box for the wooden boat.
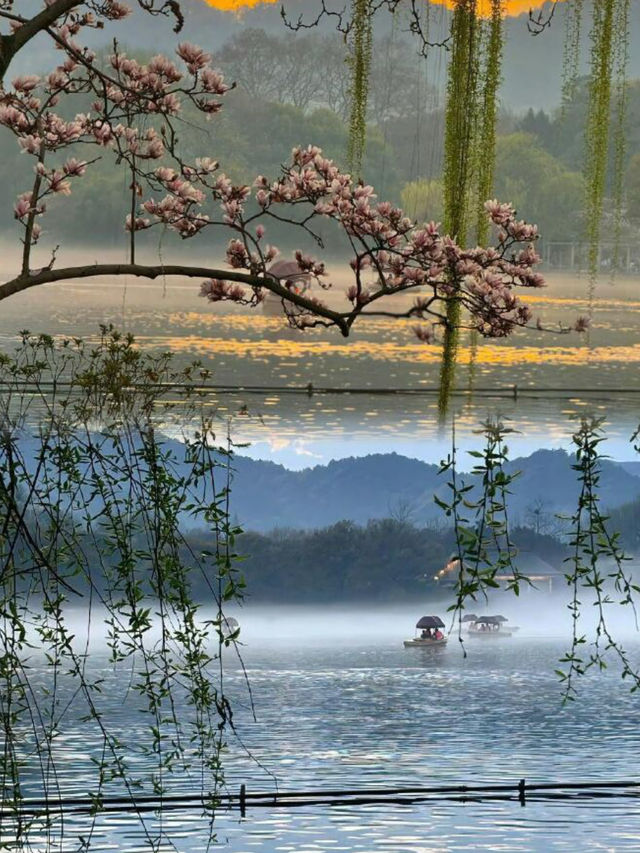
[403,637,448,648]
[468,615,512,637]
[404,615,447,648]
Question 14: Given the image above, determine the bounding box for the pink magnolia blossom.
[12,75,40,93]
[63,158,87,176]
[200,278,247,303]
[125,214,151,232]
[176,43,210,72]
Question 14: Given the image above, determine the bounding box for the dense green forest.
[186,519,569,603]
[5,29,640,255]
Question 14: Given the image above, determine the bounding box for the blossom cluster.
[0,30,232,249]
[197,146,550,337]
[0,0,566,342]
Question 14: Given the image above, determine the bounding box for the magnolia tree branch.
[0,262,351,333]
[0,0,588,343]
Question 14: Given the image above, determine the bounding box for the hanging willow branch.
[561,0,584,109]
[584,0,616,295]
[439,0,504,419]
[466,0,504,391]
[346,0,373,176]
[558,417,640,701]
[474,0,503,244]
[442,0,480,246]
[610,0,630,275]
[439,0,481,418]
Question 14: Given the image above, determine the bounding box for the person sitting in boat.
[433,628,444,640]
[421,628,433,639]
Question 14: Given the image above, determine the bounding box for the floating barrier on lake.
[4,778,640,819]
[5,379,640,399]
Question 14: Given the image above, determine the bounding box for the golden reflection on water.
[150,334,640,369]
[2,271,640,454]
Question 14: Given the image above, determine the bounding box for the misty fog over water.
[14,606,640,852]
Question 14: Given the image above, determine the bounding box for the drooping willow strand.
[346,0,373,176]
[584,0,616,294]
[439,1,481,418]
[442,0,480,245]
[561,0,584,110]
[467,0,504,391]
[0,329,246,851]
[439,0,505,417]
[609,0,630,275]
[474,0,503,244]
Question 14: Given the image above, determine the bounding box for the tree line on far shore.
[5,29,640,255]
[187,518,570,604]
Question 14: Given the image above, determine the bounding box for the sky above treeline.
[16,1,640,112]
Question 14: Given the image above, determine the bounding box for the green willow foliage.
[561,0,584,108]
[437,417,526,650]
[0,329,245,851]
[440,0,504,418]
[558,417,640,699]
[441,415,640,695]
[440,2,481,418]
[610,0,630,274]
[583,0,630,292]
[469,0,504,395]
[473,1,503,244]
[584,0,616,290]
[346,0,373,176]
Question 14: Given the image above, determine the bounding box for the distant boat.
[262,260,313,315]
[468,615,512,637]
[404,615,447,648]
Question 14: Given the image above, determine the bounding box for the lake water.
[2,273,640,466]
[7,607,640,852]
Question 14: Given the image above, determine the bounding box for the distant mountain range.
[225,448,640,531]
[618,461,640,479]
[11,434,640,533]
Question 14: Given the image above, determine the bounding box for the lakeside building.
[435,552,564,593]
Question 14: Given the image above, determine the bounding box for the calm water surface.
[11,616,640,852]
[3,275,640,462]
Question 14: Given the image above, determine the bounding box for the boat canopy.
[416,615,445,629]
[474,616,501,625]
[461,614,478,623]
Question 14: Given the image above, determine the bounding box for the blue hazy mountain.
[9,435,640,532]
[227,448,640,531]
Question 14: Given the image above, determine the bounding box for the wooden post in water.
[240,784,246,817]
[518,778,526,807]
